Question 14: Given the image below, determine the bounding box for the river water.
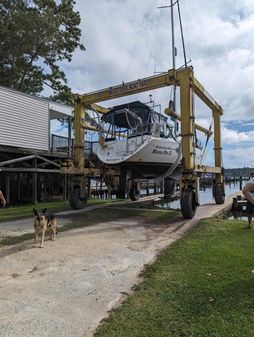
[156,181,242,210]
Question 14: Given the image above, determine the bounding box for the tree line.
[224,168,254,177]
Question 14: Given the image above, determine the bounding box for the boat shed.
[0,85,73,205]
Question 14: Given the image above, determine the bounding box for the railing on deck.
[51,135,99,159]
[84,141,99,158]
[51,134,74,156]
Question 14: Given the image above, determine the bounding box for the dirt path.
[0,195,235,337]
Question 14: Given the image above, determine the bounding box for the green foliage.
[0,199,125,222]
[0,200,71,222]
[225,167,254,177]
[0,0,85,104]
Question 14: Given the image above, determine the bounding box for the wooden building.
[0,85,73,205]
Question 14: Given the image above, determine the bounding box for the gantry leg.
[178,68,199,219]
[213,108,225,204]
[69,96,88,209]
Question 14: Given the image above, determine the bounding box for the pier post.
[5,174,10,205]
[118,168,127,199]
[239,176,243,190]
[146,180,149,196]
[32,158,38,204]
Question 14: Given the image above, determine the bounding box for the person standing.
[242,172,254,228]
[0,188,6,207]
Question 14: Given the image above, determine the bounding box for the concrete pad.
[0,195,162,238]
[0,193,237,337]
[0,217,72,238]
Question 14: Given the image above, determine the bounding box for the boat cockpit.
[100,101,175,141]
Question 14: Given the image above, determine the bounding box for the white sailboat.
[97,100,181,179]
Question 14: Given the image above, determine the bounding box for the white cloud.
[59,0,254,167]
[221,126,254,143]
[65,0,254,118]
[223,146,254,168]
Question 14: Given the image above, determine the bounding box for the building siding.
[0,86,49,151]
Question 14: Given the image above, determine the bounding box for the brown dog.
[33,208,58,248]
[45,212,58,241]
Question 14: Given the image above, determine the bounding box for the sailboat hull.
[118,161,181,179]
[96,135,181,178]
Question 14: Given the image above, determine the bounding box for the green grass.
[0,198,123,222]
[0,207,180,246]
[0,201,70,222]
[94,217,254,337]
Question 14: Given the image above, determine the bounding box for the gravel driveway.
[0,196,234,337]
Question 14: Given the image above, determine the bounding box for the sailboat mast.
[158,0,188,113]
[170,0,176,111]
[170,0,176,70]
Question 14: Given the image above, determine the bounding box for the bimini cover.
[101,101,151,129]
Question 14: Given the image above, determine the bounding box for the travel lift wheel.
[214,183,225,205]
[129,181,141,201]
[69,186,88,210]
[180,186,197,219]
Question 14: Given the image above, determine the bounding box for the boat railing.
[127,121,173,138]
[122,122,152,155]
[101,119,175,158]
[124,121,175,155]
[127,122,152,138]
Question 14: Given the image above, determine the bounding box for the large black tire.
[214,184,225,205]
[180,186,197,219]
[69,187,88,210]
[129,184,140,201]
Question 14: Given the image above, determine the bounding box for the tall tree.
[0,0,85,103]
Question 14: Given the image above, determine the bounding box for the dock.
[232,193,248,213]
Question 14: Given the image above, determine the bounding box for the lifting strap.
[156,142,182,183]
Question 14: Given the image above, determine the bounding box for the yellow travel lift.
[61,66,225,219]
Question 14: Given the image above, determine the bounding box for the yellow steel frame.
[67,66,224,205]
[74,96,86,173]
[164,108,212,136]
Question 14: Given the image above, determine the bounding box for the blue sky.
[52,0,254,168]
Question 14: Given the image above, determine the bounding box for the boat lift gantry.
[61,66,225,219]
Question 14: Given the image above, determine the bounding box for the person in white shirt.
[242,172,254,228]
